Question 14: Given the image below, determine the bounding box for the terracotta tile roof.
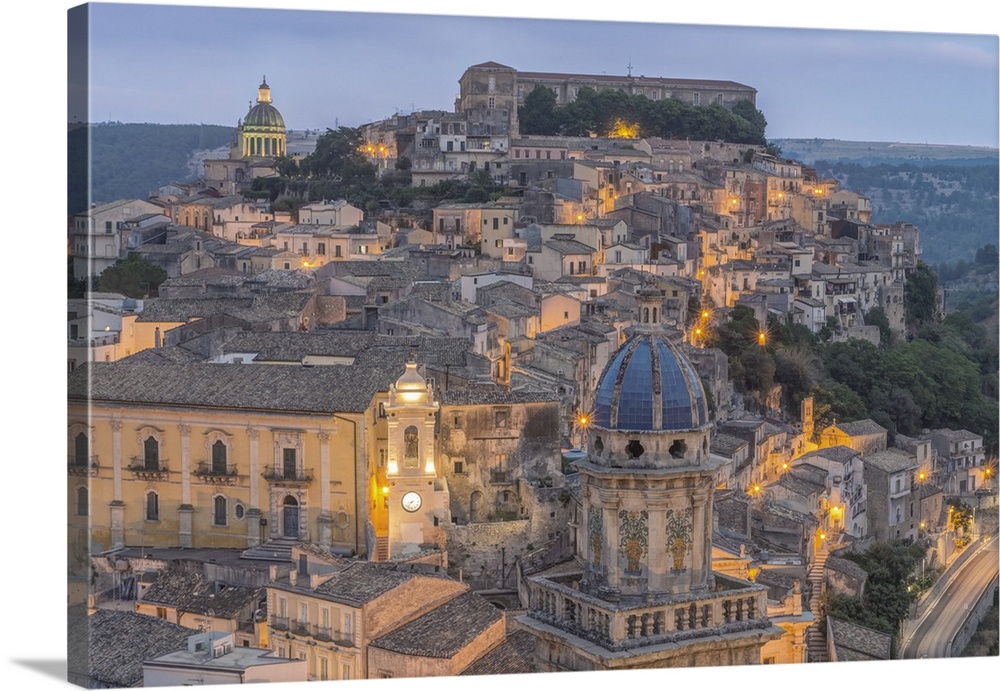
[828,616,891,661]
[370,591,502,658]
[460,629,537,675]
[69,360,399,413]
[712,432,749,456]
[136,293,313,323]
[837,419,888,437]
[311,562,418,605]
[517,70,754,91]
[139,570,263,618]
[825,555,868,581]
[440,388,559,406]
[864,448,917,474]
[75,609,195,688]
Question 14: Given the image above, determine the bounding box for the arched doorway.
[282,495,299,538]
[470,491,484,523]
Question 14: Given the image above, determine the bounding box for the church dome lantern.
[237,76,287,158]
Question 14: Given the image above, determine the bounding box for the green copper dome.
[244,102,285,129]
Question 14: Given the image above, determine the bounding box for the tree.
[975,243,998,269]
[274,155,299,178]
[303,127,377,183]
[518,86,560,135]
[864,306,895,347]
[905,262,939,331]
[732,100,767,143]
[98,254,168,298]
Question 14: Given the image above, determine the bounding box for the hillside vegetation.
[68,122,234,214]
[813,160,998,265]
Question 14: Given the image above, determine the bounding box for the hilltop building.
[203,78,289,195]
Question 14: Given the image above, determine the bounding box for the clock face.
[401,491,422,513]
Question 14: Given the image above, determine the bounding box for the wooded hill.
[68,122,234,215]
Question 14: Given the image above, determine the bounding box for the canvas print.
[66,2,999,688]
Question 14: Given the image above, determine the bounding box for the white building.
[143,632,307,686]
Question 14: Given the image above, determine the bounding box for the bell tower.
[384,359,449,559]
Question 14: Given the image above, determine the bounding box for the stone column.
[604,497,620,590]
[317,431,332,549]
[646,499,667,592]
[691,490,708,591]
[247,427,262,546]
[110,419,125,549]
[178,424,193,548]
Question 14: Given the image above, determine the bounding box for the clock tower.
[384,359,449,559]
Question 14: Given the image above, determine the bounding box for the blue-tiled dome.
[593,334,708,432]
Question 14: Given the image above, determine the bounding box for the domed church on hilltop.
[232,77,287,159]
[518,289,785,670]
[203,77,289,195]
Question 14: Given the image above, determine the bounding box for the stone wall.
[443,484,572,592]
[315,295,347,326]
[438,401,562,524]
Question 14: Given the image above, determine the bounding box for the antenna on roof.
[627,58,633,78]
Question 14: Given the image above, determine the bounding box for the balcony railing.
[194,461,239,484]
[68,455,99,476]
[526,574,771,651]
[127,457,169,479]
[270,618,355,647]
[262,465,314,485]
[490,469,513,484]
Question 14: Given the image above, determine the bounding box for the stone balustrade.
[527,574,770,651]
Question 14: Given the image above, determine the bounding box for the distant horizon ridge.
[70,121,1000,151]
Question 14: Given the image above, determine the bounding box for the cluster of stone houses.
[68,64,994,683]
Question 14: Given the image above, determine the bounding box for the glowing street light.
[757,331,766,346]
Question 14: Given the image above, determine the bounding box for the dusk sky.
[77,1,999,147]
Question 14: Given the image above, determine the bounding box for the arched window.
[143,437,159,470]
[146,492,159,521]
[77,486,88,516]
[214,496,228,526]
[643,307,650,323]
[652,307,658,324]
[74,432,89,467]
[212,440,227,475]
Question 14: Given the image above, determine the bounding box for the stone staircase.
[806,545,830,662]
[240,537,299,563]
[374,536,389,561]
